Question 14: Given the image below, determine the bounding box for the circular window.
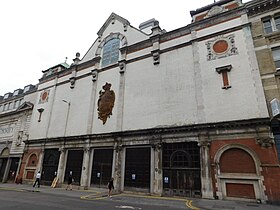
[213,40,229,54]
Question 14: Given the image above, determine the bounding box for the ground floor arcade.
[18,119,280,203]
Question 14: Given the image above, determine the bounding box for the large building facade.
[0,0,278,204]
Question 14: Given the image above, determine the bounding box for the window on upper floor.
[14,100,20,109]
[3,103,8,111]
[8,102,13,110]
[0,105,2,112]
[101,38,120,67]
[263,15,280,34]
[272,47,280,70]
[216,65,232,89]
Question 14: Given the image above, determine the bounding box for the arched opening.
[163,142,201,197]
[215,145,263,201]
[220,148,256,174]
[25,154,38,180]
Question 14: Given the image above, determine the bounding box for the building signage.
[0,124,15,138]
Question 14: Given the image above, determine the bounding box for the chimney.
[139,18,160,35]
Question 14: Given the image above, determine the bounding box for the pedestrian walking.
[107,177,114,198]
[66,171,73,190]
[33,171,41,188]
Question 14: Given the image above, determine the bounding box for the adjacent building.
[0,0,278,204]
[0,85,36,183]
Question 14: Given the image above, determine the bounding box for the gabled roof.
[97,12,130,36]
[16,102,34,112]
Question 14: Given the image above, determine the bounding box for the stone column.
[198,139,214,199]
[152,143,163,195]
[37,149,44,172]
[57,147,66,186]
[113,143,123,192]
[80,147,90,189]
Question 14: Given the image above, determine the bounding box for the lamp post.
[62,100,70,137]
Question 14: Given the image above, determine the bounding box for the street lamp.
[62,100,70,137]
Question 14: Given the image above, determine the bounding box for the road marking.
[81,192,200,209]
[115,206,142,209]
[186,200,200,210]
[0,187,25,192]
[80,191,102,200]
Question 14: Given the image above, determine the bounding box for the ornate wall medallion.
[206,34,238,61]
[39,90,50,104]
[97,83,115,124]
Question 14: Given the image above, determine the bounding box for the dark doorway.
[124,147,151,190]
[7,157,20,182]
[163,142,201,197]
[91,149,113,187]
[0,158,7,182]
[64,150,83,185]
[41,149,60,185]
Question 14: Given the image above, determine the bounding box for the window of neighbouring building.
[263,15,280,34]
[263,19,273,34]
[272,47,280,70]
[101,38,120,67]
[274,134,280,161]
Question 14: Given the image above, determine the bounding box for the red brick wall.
[226,183,255,199]
[210,138,280,202]
[18,149,41,181]
[220,148,256,173]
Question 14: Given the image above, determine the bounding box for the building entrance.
[0,158,7,182]
[7,157,20,182]
[91,149,113,187]
[64,150,83,185]
[163,142,201,197]
[41,149,60,185]
[124,147,151,190]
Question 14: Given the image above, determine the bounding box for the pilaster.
[198,134,214,199]
[80,146,91,189]
[57,147,66,186]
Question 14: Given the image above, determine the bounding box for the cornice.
[25,118,270,145]
[246,0,280,17]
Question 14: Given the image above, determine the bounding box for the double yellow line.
[81,193,200,209]
[185,199,200,210]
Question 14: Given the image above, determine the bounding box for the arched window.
[102,38,120,67]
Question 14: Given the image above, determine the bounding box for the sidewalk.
[0,183,280,210]
[0,183,108,198]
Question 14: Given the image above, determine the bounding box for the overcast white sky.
[0,0,250,96]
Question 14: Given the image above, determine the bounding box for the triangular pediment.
[97,12,130,37]
[17,102,34,112]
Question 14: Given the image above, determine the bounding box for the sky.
[0,0,250,96]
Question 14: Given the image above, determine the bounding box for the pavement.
[0,183,280,210]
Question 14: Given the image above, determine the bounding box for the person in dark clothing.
[66,171,73,190]
[107,177,114,198]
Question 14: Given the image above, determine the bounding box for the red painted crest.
[97,83,115,124]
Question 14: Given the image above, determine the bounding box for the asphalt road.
[0,190,187,210]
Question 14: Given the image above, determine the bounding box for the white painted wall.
[28,12,269,139]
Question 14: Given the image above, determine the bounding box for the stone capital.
[256,137,274,148]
